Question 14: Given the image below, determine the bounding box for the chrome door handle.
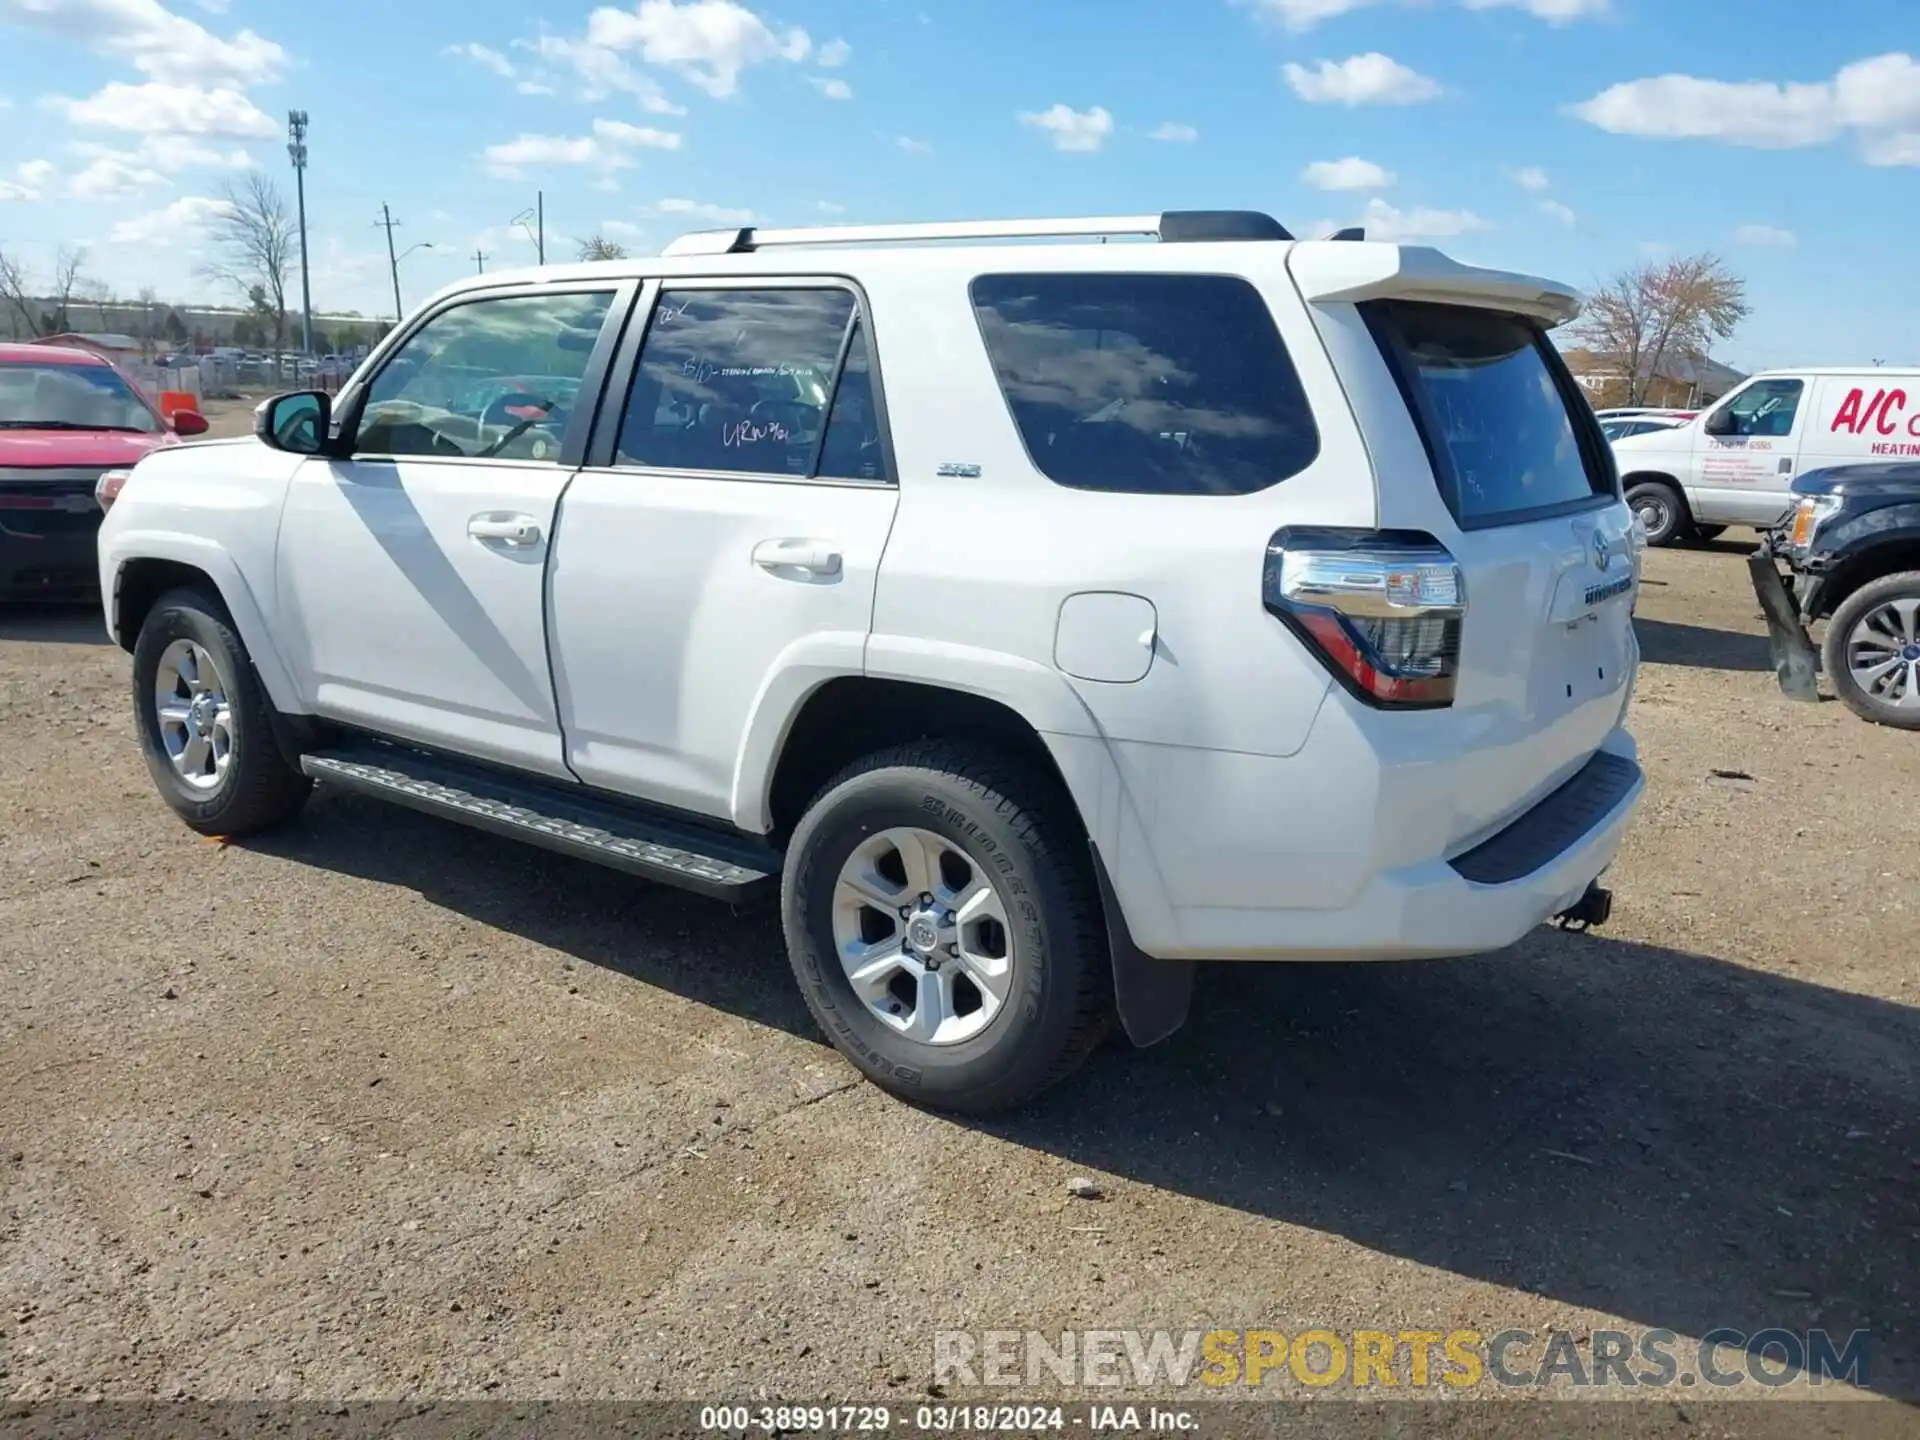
[752,538,842,577]
[468,513,542,547]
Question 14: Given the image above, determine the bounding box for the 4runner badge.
[937,462,982,478]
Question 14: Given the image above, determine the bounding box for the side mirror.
[254,390,331,455]
[1704,408,1737,437]
[170,409,209,437]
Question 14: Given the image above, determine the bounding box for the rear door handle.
[752,538,842,577]
[468,513,542,547]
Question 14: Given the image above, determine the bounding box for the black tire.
[1626,479,1687,547]
[781,741,1111,1113]
[131,586,313,834]
[1822,571,1920,731]
[1691,524,1728,543]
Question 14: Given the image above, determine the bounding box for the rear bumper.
[1074,712,1644,964]
[0,510,103,603]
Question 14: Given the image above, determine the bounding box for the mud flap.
[1747,551,1821,703]
[1089,843,1194,1047]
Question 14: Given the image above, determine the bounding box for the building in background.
[1563,348,1747,410]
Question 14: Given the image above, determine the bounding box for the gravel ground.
[1,493,1915,1416]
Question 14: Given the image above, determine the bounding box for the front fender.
[102,530,301,714]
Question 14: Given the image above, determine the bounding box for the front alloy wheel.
[153,638,235,792]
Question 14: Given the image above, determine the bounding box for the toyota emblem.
[1592,529,1611,572]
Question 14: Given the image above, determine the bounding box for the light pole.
[511,191,545,264]
[287,110,313,355]
[391,241,433,318]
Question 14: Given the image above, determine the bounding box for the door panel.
[1689,378,1807,525]
[274,285,626,776]
[278,456,574,775]
[548,472,896,817]
[548,280,898,824]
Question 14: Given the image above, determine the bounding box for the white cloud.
[50,80,276,137]
[1240,0,1380,30]
[107,192,233,245]
[650,196,754,223]
[1507,164,1550,191]
[583,0,812,99]
[1462,0,1607,21]
[62,134,255,198]
[1302,155,1394,189]
[816,200,845,214]
[1539,198,1577,226]
[809,76,852,100]
[66,153,166,198]
[1571,52,1920,164]
[518,33,687,114]
[1356,196,1488,242]
[602,218,646,237]
[1019,102,1114,153]
[896,135,933,154]
[1148,121,1198,142]
[1733,223,1797,248]
[1285,53,1441,106]
[0,0,284,87]
[815,36,849,66]
[483,119,680,179]
[516,80,556,96]
[445,41,516,78]
[0,158,56,201]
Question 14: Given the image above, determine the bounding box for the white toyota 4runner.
[98,211,1644,1112]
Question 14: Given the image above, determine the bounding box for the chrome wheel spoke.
[1886,598,1920,646]
[1855,655,1903,688]
[886,827,944,900]
[902,966,952,1043]
[157,704,191,728]
[844,940,908,995]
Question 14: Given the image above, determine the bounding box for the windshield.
[0,360,163,433]
[1364,301,1611,526]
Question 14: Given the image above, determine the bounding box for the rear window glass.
[1365,301,1610,526]
[970,273,1319,496]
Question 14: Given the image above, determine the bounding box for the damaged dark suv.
[1750,461,1920,729]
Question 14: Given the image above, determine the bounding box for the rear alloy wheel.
[781,742,1111,1113]
[1626,480,1686,547]
[1822,571,1920,730]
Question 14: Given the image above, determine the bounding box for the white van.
[1612,367,1920,545]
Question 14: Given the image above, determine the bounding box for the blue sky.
[0,0,1914,369]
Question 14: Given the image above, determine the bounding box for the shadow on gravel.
[252,793,1918,1401]
[1633,616,1774,672]
[0,603,112,646]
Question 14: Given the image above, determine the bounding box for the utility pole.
[287,110,313,354]
[473,248,487,274]
[538,189,544,264]
[379,203,402,323]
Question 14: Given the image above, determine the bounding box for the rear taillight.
[1263,527,1465,709]
[95,469,132,513]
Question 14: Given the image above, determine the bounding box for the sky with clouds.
[0,0,1913,369]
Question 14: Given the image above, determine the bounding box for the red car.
[0,342,207,602]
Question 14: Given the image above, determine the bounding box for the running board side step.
[300,745,777,902]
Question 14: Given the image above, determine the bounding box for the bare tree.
[48,246,87,335]
[0,245,37,339]
[134,285,161,357]
[201,175,296,353]
[1572,254,1750,407]
[575,234,629,262]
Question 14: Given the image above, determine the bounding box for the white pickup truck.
[97,210,1644,1111]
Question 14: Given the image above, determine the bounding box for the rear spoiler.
[1287,242,1581,329]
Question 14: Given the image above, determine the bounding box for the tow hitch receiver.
[1747,546,1821,703]
[1555,882,1613,933]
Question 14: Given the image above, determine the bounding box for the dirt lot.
[2,500,1916,1414]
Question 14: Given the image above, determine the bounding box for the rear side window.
[615,287,885,480]
[1365,301,1611,527]
[970,273,1319,496]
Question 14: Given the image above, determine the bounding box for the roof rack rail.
[1326,227,1366,242]
[660,209,1294,258]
